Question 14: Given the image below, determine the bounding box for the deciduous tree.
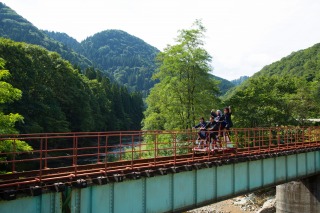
[143,20,219,130]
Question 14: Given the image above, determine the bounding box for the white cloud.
[2,0,320,80]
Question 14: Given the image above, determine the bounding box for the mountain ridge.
[1,2,239,95]
[0,2,92,69]
[223,42,320,104]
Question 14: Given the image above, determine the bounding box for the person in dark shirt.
[193,117,207,140]
[206,116,219,143]
[223,106,233,130]
[210,109,217,118]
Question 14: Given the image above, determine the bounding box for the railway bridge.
[0,127,319,213]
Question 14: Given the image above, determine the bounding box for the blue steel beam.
[0,150,319,213]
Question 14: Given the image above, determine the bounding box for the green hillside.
[0,38,144,133]
[0,3,92,69]
[210,74,235,95]
[42,30,84,53]
[44,30,159,95]
[47,30,235,95]
[79,30,159,95]
[1,3,235,96]
[224,43,320,127]
[231,76,249,86]
[255,43,320,81]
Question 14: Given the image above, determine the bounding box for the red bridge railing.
[0,127,319,190]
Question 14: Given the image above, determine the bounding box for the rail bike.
[192,129,237,154]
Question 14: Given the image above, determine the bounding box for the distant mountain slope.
[48,29,236,95]
[223,43,320,127]
[225,43,320,99]
[254,43,320,81]
[210,74,235,94]
[0,3,92,69]
[1,3,236,96]
[43,30,159,95]
[79,30,159,95]
[231,76,249,86]
[42,30,84,53]
[0,38,144,133]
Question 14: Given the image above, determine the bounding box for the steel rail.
[0,127,319,190]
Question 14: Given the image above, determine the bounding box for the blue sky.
[2,0,320,80]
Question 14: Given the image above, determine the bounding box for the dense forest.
[210,74,235,95]
[79,30,159,95]
[0,38,144,133]
[0,3,235,97]
[1,2,319,135]
[44,30,160,95]
[0,3,157,95]
[224,43,320,127]
[0,3,92,69]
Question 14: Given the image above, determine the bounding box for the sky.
[1,0,320,80]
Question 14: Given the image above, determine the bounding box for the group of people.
[193,106,233,147]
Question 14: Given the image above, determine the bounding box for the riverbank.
[187,188,276,213]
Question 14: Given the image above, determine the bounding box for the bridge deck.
[0,127,319,213]
[0,127,319,189]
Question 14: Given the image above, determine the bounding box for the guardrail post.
[131,134,134,169]
[269,129,272,153]
[44,135,48,169]
[12,139,16,173]
[75,136,78,176]
[139,132,142,159]
[154,132,157,167]
[235,129,238,156]
[39,138,43,181]
[97,133,101,163]
[105,135,108,172]
[308,127,312,147]
[119,132,122,160]
[72,134,76,166]
[277,127,281,151]
[174,133,177,166]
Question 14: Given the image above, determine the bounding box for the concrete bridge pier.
[276,174,320,213]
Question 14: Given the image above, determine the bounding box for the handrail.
[0,127,319,190]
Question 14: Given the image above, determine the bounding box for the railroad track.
[0,142,319,191]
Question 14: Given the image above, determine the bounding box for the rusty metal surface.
[0,127,319,190]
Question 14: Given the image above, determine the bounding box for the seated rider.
[206,116,219,143]
[193,117,207,140]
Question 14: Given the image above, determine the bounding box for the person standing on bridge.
[222,106,233,130]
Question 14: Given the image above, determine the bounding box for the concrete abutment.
[276,174,320,213]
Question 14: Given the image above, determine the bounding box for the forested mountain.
[43,30,159,95]
[0,3,92,69]
[42,30,84,53]
[231,76,249,86]
[78,30,159,95]
[224,43,320,127]
[0,38,144,133]
[1,1,159,95]
[48,30,236,96]
[255,43,320,81]
[210,74,235,95]
[1,3,235,97]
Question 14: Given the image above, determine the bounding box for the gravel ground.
[186,198,255,213]
[186,192,276,213]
